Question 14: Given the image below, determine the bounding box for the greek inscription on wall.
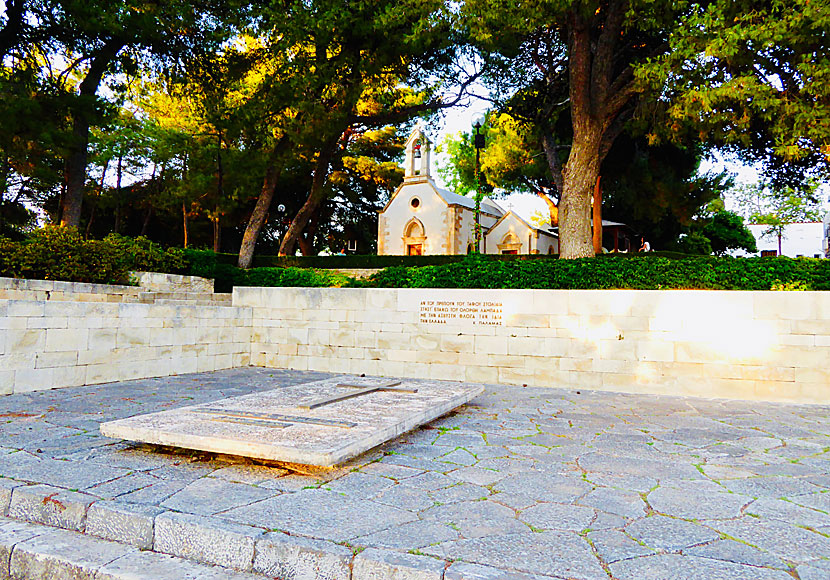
[419,300,503,326]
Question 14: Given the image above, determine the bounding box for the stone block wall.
[240,287,830,404]
[0,299,251,395]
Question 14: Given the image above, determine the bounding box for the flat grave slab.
[100,377,484,466]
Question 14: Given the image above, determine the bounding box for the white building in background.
[377,128,559,256]
[733,222,826,258]
[823,213,830,258]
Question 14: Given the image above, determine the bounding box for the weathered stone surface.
[8,484,97,532]
[220,489,417,542]
[102,377,484,466]
[647,486,749,520]
[10,525,136,580]
[722,476,822,498]
[713,518,830,561]
[96,550,264,580]
[683,539,785,569]
[86,501,164,549]
[493,472,592,502]
[744,497,830,528]
[0,479,19,517]
[579,487,647,519]
[609,554,793,580]
[587,529,655,563]
[519,502,595,531]
[0,518,44,579]
[352,519,460,551]
[352,548,445,580]
[423,532,607,580]
[444,561,555,580]
[161,477,277,516]
[626,516,719,552]
[154,511,261,570]
[253,532,352,580]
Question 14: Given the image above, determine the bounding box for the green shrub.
[0,226,130,284]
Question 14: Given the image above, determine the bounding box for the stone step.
[0,516,267,580]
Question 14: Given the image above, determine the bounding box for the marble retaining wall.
[240,287,830,404]
[0,299,251,395]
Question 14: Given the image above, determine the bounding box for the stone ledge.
[8,484,97,532]
[87,501,165,550]
[0,516,268,580]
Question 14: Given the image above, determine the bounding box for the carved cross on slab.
[298,380,419,410]
[192,408,357,429]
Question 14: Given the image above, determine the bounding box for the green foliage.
[0,226,128,284]
[362,254,830,291]
[670,232,713,256]
[700,210,757,255]
[0,226,186,284]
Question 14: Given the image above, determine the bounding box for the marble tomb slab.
[100,377,484,466]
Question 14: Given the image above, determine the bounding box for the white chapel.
[377,127,559,256]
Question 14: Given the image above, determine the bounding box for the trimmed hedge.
[214,250,694,270]
[361,254,830,291]
[2,228,827,291]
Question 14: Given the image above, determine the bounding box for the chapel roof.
[433,186,505,217]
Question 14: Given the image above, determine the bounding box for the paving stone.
[253,532,352,580]
[0,451,130,490]
[115,479,189,505]
[402,471,458,491]
[154,511,262,570]
[722,476,822,498]
[259,474,324,492]
[648,486,749,520]
[352,548,446,580]
[323,472,397,498]
[610,553,793,580]
[444,561,555,579]
[0,479,20,517]
[421,499,516,525]
[519,502,595,531]
[8,484,97,532]
[0,518,45,578]
[583,473,658,493]
[790,491,830,512]
[626,516,719,551]
[579,453,701,480]
[799,564,830,580]
[97,549,265,580]
[373,484,437,511]
[429,482,490,504]
[446,467,506,487]
[713,517,830,561]
[579,487,647,519]
[161,476,276,516]
[744,497,830,528]
[220,489,418,542]
[586,529,655,563]
[359,462,425,481]
[424,531,606,579]
[493,472,592,502]
[209,464,289,485]
[352,519,460,550]
[83,471,160,501]
[683,539,785,569]
[86,501,164,549]
[10,525,137,580]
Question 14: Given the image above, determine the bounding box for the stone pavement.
[1,367,829,579]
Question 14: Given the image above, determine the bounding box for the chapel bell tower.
[404,127,431,180]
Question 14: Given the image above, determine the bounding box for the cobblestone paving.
[2,367,830,579]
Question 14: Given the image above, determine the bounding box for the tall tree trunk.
[182,202,189,248]
[238,163,281,268]
[140,208,152,236]
[238,140,287,269]
[213,134,223,253]
[593,176,603,254]
[279,136,339,256]
[60,39,124,228]
[113,154,123,234]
